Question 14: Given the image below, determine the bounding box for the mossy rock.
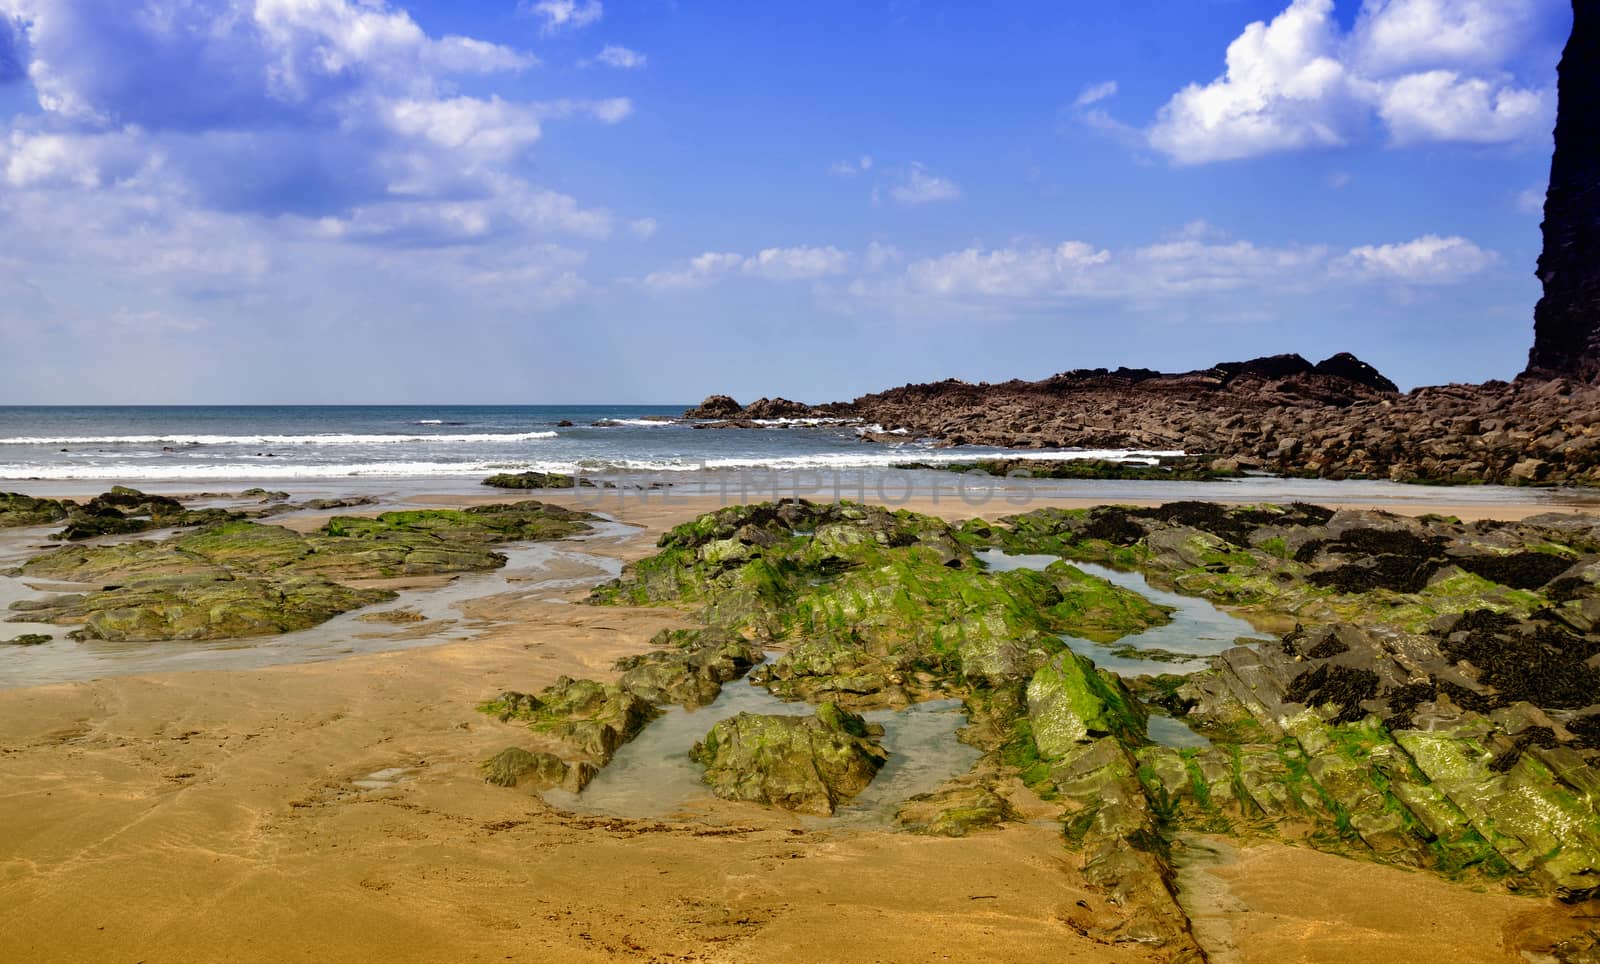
[19,573,397,641]
[3,633,52,646]
[1026,651,1147,758]
[690,702,888,815]
[480,677,658,765]
[482,472,586,490]
[480,747,593,792]
[0,492,68,528]
[12,500,599,640]
[614,628,763,708]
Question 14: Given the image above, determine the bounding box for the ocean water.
[0,405,1180,482]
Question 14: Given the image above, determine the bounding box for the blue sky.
[0,0,1571,403]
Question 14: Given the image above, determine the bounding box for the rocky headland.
[686,357,1600,487]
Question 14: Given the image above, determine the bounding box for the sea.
[0,405,1591,514]
[0,404,1180,485]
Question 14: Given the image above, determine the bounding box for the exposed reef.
[484,497,1600,956]
[6,497,597,641]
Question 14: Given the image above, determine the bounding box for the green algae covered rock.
[1026,651,1147,758]
[482,471,583,490]
[481,677,658,765]
[895,778,1017,836]
[3,634,51,646]
[614,627,763,708]
[13,573,396,641]
[11,500,599,641]
[594,500,1169,702]
[0,492,68,528]
[322,502,593,547]
[690,702,888,815]
[480,747,595,793]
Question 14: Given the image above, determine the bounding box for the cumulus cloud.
[741,246,850,281]
[904,242,1110,296]
[1373,70,1551,144]
[1142,0,1557,164]
[0,0,632,242]
[644,246,850,289]
[641,252,743,290]
[629,217,659,240]
[890,162,961,205]
[591,44,646,69]
[1351,0,1547,74]
[846,228,1493,309]
[1334,234,1497,283]
[642,227,1496,302]
[523,0,603,34]
[0,0,650,347]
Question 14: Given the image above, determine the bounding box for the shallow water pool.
[546,659,981,825]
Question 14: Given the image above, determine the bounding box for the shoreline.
[0,487,1595,960]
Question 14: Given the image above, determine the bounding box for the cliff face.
[1526,1,1600,381]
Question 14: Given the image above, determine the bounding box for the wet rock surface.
[613,627,763,709]
[6,495,598,641]
[689,703,889,815]
[480,677,658,767]
[996,500,1600,900]
[0,492,69,528]
[466,498,1600,955]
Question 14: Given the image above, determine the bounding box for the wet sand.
[0,489,1590,962]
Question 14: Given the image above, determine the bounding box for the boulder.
[683,394,743,419]
[1026,652,1147,758]
[690,703,888,815]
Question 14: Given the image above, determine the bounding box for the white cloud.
[1351,0,1546,75]
[642,252,743,290]
[1335,234,1497,283]
[1141,0,1557,164]
[592,44,646,69]
[830,154,874,177]
[1074,81,1119,108]
[1327,170,1353,188]
[644,246,850,288]
[383,96,544,159]
[904,242,1110,296]
[741,246,850,281]
[1372,70,1551,144]
[0,0,646,333]
[644,228,1497,302]
[1148,0,1354,164]
[533,97,635,124]
[1517,184,1545,214]
[890,162,961,205]
[523,0,603,34]
[864,241,902,271]
[629,217,658,240]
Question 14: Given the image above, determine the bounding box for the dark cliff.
[1526,0,1600,381]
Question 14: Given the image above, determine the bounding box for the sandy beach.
[1,489,1594,962]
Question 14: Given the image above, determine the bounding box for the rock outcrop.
[1527,0,1600,382]
[8,498,598,641]
[686,360,1600,486]
[690,703,889,815]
